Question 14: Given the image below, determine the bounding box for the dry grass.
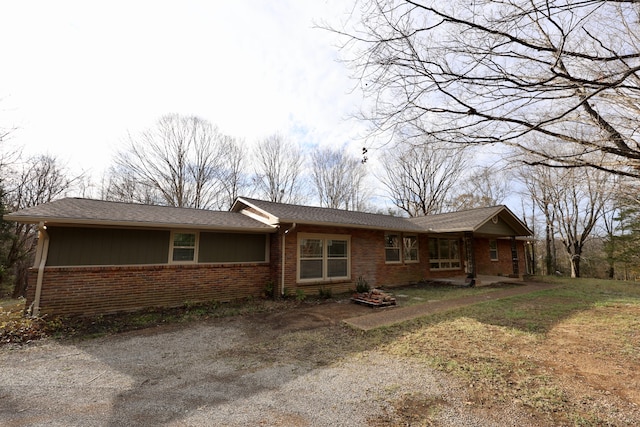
[376,277,640,425]
[0,298,50,344]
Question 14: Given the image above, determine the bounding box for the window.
[386,233,419,263]
[170,232,197,263]
[298,234,350,281]
[489,239,498,261]
[428,238,461,270]
[403,235,419,262]
[385,234,401,263]
[300,238,323,279]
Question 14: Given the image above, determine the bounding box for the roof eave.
[233,197,280,225]
[3,215,277,233]
[275,218,423,232]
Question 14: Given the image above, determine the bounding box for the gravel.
[1,313,539,426]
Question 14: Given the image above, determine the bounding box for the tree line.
[2,110,639,299]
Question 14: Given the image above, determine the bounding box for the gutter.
[281,223,296,296]
[31,222,50,317]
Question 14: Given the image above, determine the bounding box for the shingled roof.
[409,205,532,236]
[6,197,532,236]
[232,197,425,232]
[4,198,275,232]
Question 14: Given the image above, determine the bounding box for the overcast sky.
[1,1,367,189]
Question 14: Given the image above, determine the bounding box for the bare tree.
[104,166,161,205]
[111,114,245,209]
[214,135,250,210]
[253,133,307,204]
[381,140,467,216]
[2,154,78,296]
[518,158,613,278]
[334,0,640,178]
[447,164,510,211]
[517,165,559,276]
[311,146,369,210]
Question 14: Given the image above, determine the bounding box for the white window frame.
[169,230,199,264]
[297,233,350,283]
[489,239,499,261]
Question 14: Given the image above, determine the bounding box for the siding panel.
[46,227,170,266]
[199,232,267,263]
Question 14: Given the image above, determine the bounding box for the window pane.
[174,233,195,247]
[327,240,347,257]
[439,239,450,259]
[489,239,498,260]
[385,234,400,262]
[450,239,459,258]
[327,259,347,277]
[385,234,399,248]
[403,236,418,261]
[300,239,323,258]
[173,248,195,262]
[428,239,438,259]
[385,248,400,262]
[300,259,323,279]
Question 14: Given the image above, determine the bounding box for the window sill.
[297,277,350,285]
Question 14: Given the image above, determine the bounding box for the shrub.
[264,280,275,299]
[355,276,370,293]
[318,287,332,299]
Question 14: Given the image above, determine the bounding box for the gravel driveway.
[1,302,536,426]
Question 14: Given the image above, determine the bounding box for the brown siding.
[46,227,170,266]
[199,232,267,263]
[27,263,270,317]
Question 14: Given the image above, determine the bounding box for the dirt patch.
[259,299,372,332]
[534,304,640,406]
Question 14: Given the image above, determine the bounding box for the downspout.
[32,222,50,317]
[281,223,296,296]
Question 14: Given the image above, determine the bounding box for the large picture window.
[428,238,461,270]
[298,234,350,281]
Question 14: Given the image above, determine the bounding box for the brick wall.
[474,237,526,276]
[26,229,528,317]
[283,226,449,297]
[27,263,271,317]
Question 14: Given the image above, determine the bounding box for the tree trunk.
[545,223,553,275]
[11,259,31,298]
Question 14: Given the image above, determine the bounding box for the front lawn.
[377,276,640,425]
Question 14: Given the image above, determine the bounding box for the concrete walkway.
[343,281,558,331]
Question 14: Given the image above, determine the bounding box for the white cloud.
[0,0,366,182]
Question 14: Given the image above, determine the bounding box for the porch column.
[511,236,520,277]
[464,232,476,278]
